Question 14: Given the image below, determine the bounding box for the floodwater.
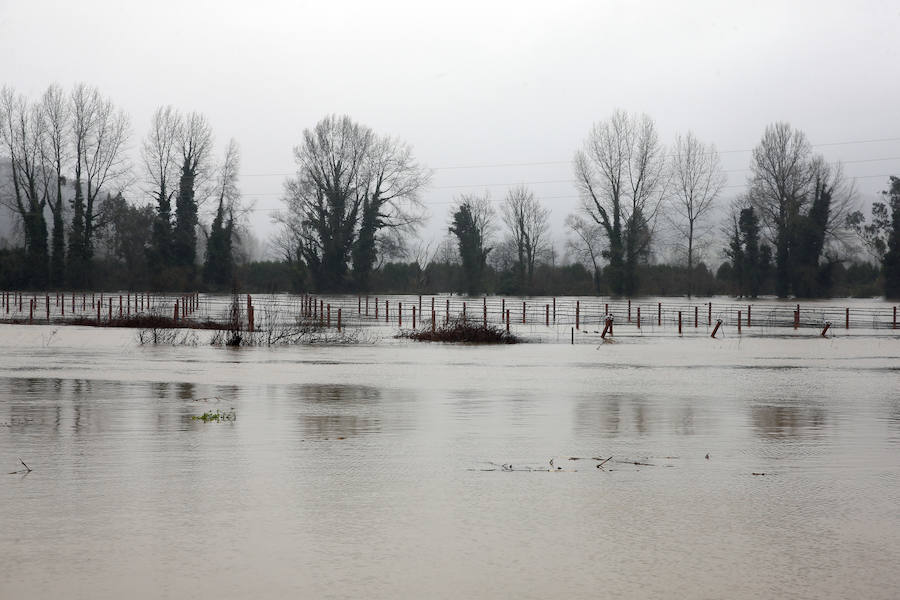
[1,324,899,599]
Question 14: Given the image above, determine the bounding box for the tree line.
[0,84,242,292]
[2,87,898,299]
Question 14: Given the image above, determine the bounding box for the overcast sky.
[2,0,899,260]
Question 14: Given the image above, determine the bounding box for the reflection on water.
[751,405,827,439]
[2,337,899,600]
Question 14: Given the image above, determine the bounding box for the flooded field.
[2,323,899,599]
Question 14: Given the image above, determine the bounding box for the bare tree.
[668,131,726,296]
[565,213,604,292]
[278,114,430,291]
[500,185,550,291]
[748,122,856,297]
[40,84,71,286]
[574,109,667,296]
[0,87,50,287]
[174,111,213,270]
[69,83,130,287]
[142,105,181,269]
[203,138,240,287]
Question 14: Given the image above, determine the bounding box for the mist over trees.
[0,84,893,298]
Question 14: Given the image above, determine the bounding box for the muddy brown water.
[1,324,899,599]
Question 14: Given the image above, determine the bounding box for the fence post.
[338,308,342,332]
[637,306,641,329]
[366,295,369,316]
[894,306,897,330]
[375,297,379,319]
[358,297,361,314]
[658,302,661,326]
[502,298,505,322]
[174,300,179,322]
[446,298,450,324]
[385,300,389,323]
[708,302,712,326]
[552,297,556,322]
[29,298,33,324]
[398,302,402,328]
[738,310,742,334]
[711,319,722,338]
[506,309,510,333]
[678,311,682,335]
[462,302,466,323]
[546,304,549,326]
[522,301,526,324]
[628,299,631,323]
[695,306,698,328]
[419,295,422,318]
[747,305,751,327]
[432,309,436,332]
[413,305,417,329]
[483,298,487,328]
[327,303,331,327]
[46,295,49,321]
[845,307,849,330]
[576,300,580,330]
[822,321,831,337]
[794,309,799,330]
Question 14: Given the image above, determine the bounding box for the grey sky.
[2,0,899,259]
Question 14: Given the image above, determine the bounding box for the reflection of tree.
[296,384,383,439]
[751,405,826,439]
[301,414,379,439]
[298,384,381,405]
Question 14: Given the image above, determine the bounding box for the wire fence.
[3,291,896,343]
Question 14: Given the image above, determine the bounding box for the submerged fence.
[1,290,897,342]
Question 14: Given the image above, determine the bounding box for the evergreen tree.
[883,177,900,299]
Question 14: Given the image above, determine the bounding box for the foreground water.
[1,325,899,599]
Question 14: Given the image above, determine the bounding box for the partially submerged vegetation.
[399,320,518,344]
[191,409,236,422]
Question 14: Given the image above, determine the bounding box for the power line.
[237,136,900,177]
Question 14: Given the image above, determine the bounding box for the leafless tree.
[565,213,604,292]
[500,185,550,290]
[69,83,130,285]
[174,111,214,268]
[278,114,430,290]
[143,105,181,266]
[574,109,667,296]
[668,131,726,296]
[0,86,50,286]
[748,122,856,296]
[40,84,71,285]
